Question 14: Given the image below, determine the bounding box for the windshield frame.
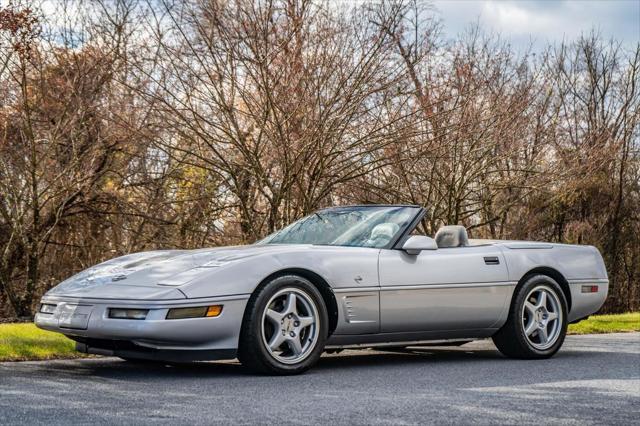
[258,205,425,250]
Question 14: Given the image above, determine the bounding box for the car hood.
[46,244,307,299]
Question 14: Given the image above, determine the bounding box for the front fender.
[177,246,379,298]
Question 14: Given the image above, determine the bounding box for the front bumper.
[34,294,250,357]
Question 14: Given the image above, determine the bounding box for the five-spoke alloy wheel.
[261,288,319,364]
[493,274,568,359]
[521,286,562,350]
[238,275,328,375]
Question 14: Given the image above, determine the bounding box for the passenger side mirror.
[401,235,438,255]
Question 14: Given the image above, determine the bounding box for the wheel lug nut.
[289,332,295,337]
[294,321,300,327]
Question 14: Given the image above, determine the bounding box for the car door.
[378,244,512,333]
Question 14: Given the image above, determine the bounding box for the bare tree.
[0,1,637,316]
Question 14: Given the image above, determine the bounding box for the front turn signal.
[166,305,223,319]
[206,305,223,317]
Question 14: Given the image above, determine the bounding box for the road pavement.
[1,333,639,425]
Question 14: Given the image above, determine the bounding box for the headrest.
[434,225,469,248]
[370,223,399,241]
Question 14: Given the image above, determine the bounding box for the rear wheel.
[493,274,568,359]
[238,275,328,375]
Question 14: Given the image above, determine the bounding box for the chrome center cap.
[534,308,548,325]
[283,318,294,333]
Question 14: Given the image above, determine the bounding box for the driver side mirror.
[401,235,438,255]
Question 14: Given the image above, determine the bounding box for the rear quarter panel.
[500,243,609,321]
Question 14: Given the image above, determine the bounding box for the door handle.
[484,256,500,265]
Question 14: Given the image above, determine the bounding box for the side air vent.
[333,292,379,334]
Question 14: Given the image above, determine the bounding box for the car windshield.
[259,206,420,248]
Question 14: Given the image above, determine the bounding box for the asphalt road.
[1,333,639,425]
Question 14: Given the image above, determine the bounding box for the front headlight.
[108,308,149,320]
[166,305,223,320]
[39,303,57,314]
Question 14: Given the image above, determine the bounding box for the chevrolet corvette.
[35,205,608,374]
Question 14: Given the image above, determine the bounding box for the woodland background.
[0,0,638,317]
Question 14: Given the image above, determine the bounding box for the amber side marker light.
[581,285,599,293]
[206,305,223,317]
[166,305,223,320]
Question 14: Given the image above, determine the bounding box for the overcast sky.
[30,0,640,52]
[432,0,640,51]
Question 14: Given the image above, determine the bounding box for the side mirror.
[401,235,438,255]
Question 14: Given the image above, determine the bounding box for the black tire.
[492,274,568,359]
[237,275,328,375]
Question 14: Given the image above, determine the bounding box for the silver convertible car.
[35,205,608,374]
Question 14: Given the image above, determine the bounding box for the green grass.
[0,313,638,361]
[568,312,640,335]
[0,323,85,362]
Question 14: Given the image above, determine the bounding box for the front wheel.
[238,275,328,375]
[493,274,568,359]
